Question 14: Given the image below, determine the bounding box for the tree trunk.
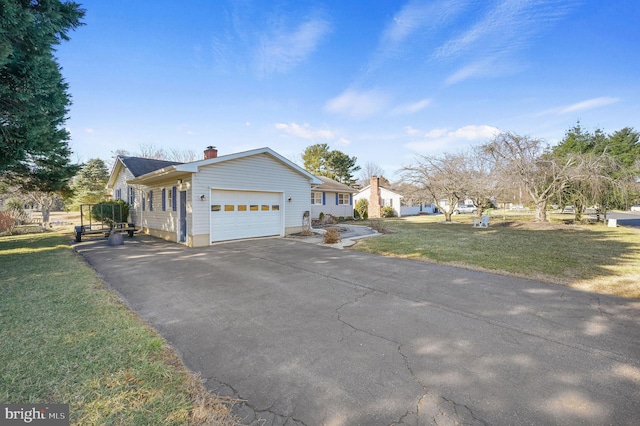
[534,200,548,222]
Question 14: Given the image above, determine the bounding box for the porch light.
[200,195,206,201]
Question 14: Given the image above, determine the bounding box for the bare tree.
[111,144,198,163]
[402,152,470,222]
[460,146,500,217]
[358,162,385,187]
[482,132,575,222]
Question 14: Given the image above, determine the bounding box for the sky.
[56,0,640,180]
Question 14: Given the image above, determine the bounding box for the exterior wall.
[137,182,182,243]
[190,153,312,245]
[310,191,353,219]
[355,186,405,217]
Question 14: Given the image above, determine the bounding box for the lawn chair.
[473,215,490,228]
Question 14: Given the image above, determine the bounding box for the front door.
[179,191,187,243]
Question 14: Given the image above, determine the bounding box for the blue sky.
[57,0,640,179]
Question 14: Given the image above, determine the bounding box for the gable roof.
[312,176,357,193]
[119,156,183,177]
[124,147,322,186]
[106,156,183,189]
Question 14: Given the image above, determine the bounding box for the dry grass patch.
[353,214,640,299]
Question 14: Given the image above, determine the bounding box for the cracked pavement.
[74,236,640,425]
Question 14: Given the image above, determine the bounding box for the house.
[310,176,357,219]
[106,146,321,247]
[354,177,436,218]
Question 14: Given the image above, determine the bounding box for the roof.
[125,147,322,186]
[312,176,358,193]
[119,156,183,177]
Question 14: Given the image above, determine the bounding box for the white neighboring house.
[354,177,436,217]
[106,146,321,247]
[310,176,357,219]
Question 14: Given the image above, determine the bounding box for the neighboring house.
[106,146,321,247]
[310,176,357,219]
[354,177,436,217]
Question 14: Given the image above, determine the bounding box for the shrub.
[381,206,396,218]
[90,200,130,226]
[323,227,341,244]
[0,211,16,233]
[354,199,368,219]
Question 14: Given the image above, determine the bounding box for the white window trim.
[311,192,322,205]
[337,193,350,205]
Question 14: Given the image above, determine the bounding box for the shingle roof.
[312,175,357,193]
[119,156,183,177]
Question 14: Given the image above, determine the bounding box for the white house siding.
[354,187,406,217]
[190,153,312,245]
[137,183,181,242]
[111,166,137,222]
[311,192,353,219]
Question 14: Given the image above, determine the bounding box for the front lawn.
[355,213,640,299]
[0,232,238,425]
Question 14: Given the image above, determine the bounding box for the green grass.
[355,213,640,299]
[0,232,237,425]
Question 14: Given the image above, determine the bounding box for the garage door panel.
[210,190,283,242]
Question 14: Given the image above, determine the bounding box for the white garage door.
[210,190,283,242]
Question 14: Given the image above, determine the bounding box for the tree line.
[403,123,640,222]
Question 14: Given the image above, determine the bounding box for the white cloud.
[256,17,331,76]
[324,89,389,119]
[84,128,95,134]
[404,126,421,136]
[336,137,351,147]
[558,97,620,114]
[433,0,577,85]
[391,98,432,115]
[274,122,335,140]
[405,125,500,152]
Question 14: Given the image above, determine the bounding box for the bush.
[381,206,396,218]
[323,227,341,244]
[354,198,368,219]
[90,200,130,226]
[0,211,16,233]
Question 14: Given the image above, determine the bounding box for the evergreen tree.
[0,0,84,173]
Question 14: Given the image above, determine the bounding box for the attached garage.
[119,147,322,247]
[210,189,283,242]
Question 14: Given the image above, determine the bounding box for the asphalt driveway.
[73,236,640,425]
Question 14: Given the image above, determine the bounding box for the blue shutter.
[172,186,177,211]
[142,193,145,211]
[322,192,326,205]
[335,193,339,205]
[350,194,353,205]
[149,191,153,211]
[162,188,166,211]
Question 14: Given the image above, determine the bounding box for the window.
[168,187,173,210]
[238,205,247,211]
[271,205,280,211]
[172,186,177,211]
[250,205,258,211]
[311,192,322,205]
[128,187,135,205]
[337,193,351,205]
[261,205,269,211]
[224,205,235,211]
[211,205,221,212]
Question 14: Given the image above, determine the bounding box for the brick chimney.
[368,176,381,218]
[204,146,218,159]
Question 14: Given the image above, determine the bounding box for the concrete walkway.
[73,236,640,425]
